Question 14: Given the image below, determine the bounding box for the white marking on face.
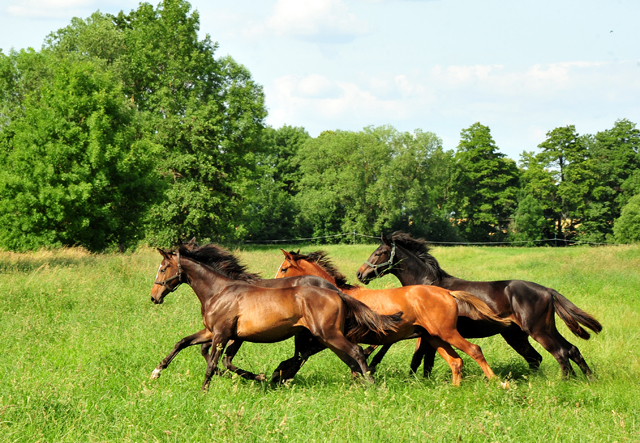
[155,263,163,281]
[274,262,284,279]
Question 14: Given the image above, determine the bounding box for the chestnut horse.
[357,232,603,377]
[150,243,402,389]
[275,250,511,385]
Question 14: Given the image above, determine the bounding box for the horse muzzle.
[150,285,167,304]
[356,269,372,285]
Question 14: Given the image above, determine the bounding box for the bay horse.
[275,250,511,385]
[150,243,402,389]
[357,232,603,377]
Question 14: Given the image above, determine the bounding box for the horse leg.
[151,329,212,380]
[363,345,379,358]
[565,341,593,376]
[221,340,267,382]
[528,329,580,377]
[202,335,229,391]
[500,328,543,371]
[200,343,212,362]
[368,345,393,374]
[320,335,374,384]
[423,336,463,386]
[439,331,496,380]
[410,338,437,378]
[270,330,330,383]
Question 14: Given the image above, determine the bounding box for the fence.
[244,232,615,246]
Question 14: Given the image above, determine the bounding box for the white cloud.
[265,0,368,43]
[266,60,640,157]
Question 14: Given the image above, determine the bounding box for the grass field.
[1,244,639,442]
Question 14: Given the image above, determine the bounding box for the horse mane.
[287,250,359,291]
[176,243,261,283]
[390,231,452,283]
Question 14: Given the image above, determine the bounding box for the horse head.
[150,249,184,304]
[356,233,397,284]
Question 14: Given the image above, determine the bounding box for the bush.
[614,194,640,243]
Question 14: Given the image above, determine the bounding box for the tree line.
[1,0,639,252]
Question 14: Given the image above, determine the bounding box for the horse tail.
[337,291,403,342]
[551,289,602,339]
[450,291,511,326]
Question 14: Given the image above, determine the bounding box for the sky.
[1,0,639,160]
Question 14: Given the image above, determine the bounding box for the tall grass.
[0,244,638,441]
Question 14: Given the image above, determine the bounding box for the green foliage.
[8,0,268,248]
[0,51,157,251]
[614,194,640,243]
[510,194,549,245]
[244,125,310,241]
[447,123,520,242]
[579,119,640,242]
[295,126,457,241]
[535,125,593,238]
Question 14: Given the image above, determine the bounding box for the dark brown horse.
[149,243,402,389]
[357,232,603,377]
[276,250,511,385]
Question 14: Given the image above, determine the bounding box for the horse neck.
[391,246,447,287]
[180,257,231,306]
[300,260,338,285]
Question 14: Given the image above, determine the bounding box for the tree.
[510,194,549,246]
[295,129,390,239]
[45,0,268,246]
[522,125,593,242]
[376,128,458,241]
[0,52,157,251]
[614,194,640,243]
[294,126,458,241]
[244,125,310,241]
[447,123,520,242]
[579,119,640,242]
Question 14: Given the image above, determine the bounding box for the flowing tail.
[337,291,403,342]
[450,291,512,326]
[551,289,602,339]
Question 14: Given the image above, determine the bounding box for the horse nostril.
[356,271,362,280]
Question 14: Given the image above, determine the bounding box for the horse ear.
[187,237,197,248]
[157,248,168,258]
[381,233,391,245]
[281,249,294,261]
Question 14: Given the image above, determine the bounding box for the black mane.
[390,231,452,283]
[176,243,261,282]
[287,250,358,290]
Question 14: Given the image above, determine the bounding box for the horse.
[357,232,603,377]
[150,243,402,389]
[275,250,512,385]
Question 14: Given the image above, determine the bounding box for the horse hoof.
[150,368,162,379]
[255,373,267,382]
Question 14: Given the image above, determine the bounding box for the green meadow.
[0,245,638,442]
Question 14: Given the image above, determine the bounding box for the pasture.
[0,244,638,442]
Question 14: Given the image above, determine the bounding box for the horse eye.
[281,268,288,274]
[160,268,166,273]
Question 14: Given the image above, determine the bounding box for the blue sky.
[1,0,639,159]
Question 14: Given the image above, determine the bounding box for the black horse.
[357,232,603,377]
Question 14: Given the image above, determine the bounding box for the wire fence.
[244,232,616,246]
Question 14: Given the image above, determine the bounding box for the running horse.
[357,232,603,377]
[275,250,512,385]
[150,243,402,389]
